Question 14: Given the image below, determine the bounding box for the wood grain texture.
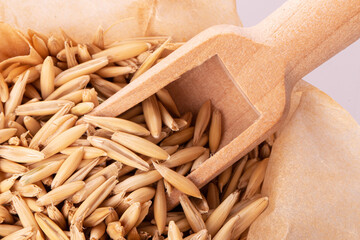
[247,0,360,87]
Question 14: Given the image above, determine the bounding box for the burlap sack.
[0,1,359,239]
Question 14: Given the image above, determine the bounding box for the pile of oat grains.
[0,27,272,240]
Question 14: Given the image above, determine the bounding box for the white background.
[236,0,360,123]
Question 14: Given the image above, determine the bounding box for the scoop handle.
[251,0,360,87]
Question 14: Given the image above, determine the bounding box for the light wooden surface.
[89,0,360,208]
[237,0,360,124]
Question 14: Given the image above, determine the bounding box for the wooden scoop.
[89,0,360,207]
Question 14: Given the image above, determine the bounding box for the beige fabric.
[248,81,360,239]
[0,1,359,239]
[0,0,241,43]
